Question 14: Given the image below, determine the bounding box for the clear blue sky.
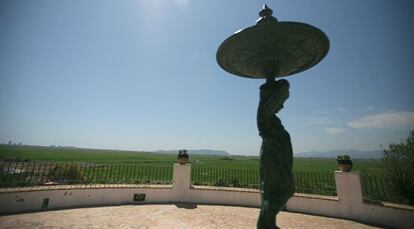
[1,0,413,155]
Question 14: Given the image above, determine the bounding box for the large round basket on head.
[216,5,329,80]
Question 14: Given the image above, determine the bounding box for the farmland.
[1,145,394,201]
[0,145,382,174]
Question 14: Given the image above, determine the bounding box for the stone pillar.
[334,171,364,219]
[172,163,192,202]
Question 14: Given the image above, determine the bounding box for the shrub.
[382,130,414,204]
[221,156,235,161]
[230,178,240,187]
[48,164,84,184]
[215,178,226,186]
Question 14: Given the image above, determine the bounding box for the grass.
[0,145,174,164]
[1,145,391,200]
[0,144,382,174]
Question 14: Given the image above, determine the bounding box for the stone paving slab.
[0,204,382,229]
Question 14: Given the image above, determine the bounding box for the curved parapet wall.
[0,164,413,229]
[0,184,173,214]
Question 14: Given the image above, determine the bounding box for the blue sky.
[1,0,413,155]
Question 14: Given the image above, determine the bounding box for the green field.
[0,145,381,174]
[1,145,395,201]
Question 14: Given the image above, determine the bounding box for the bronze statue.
[257,78,294,229]
[216,5,329,228]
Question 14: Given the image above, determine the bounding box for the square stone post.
[172,163,192,202]
[334,171,364,219]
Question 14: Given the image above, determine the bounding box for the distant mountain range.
[1,143,383,159]
[153,149,383,159]
[153,149,230,156]
[294,149,383,159]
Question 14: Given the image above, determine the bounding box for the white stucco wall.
[0,186,173,214]
[190,188,261,207]
[333,171,413,229]
[288,172,414,229]
[287,194,340,217]
[1,164,413,229]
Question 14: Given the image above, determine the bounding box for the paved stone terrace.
[0,204,381,229]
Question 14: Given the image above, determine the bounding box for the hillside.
[153,149,230,156]
[295,149,383,159]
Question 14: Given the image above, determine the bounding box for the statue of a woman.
[257,78,295,229]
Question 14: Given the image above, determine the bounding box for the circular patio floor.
[0,204,380,228]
